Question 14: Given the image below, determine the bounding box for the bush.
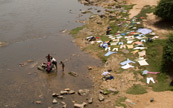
[154,0,173,20]
[162,33,173,75]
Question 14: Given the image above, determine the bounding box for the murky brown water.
[0,0,103,107]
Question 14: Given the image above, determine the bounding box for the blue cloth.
[121,33,126,36]
[142,70,148,75]
[102,42,108,48]
[120,58,136,65]
[104,51,116,56]
[118,42,124,45]
[137,28,152,35]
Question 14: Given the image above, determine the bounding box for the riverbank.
[71,0,173,108]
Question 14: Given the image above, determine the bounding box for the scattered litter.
[120,45,126,49]
[102,71,110,76]
[112,48,118,51]
[134,47,147,50]
[127,45,133,49]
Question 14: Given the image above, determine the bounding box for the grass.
[70,26,85,36]
[116,97,127,108]
[126,84,147,94]
[135,5,155,19]
[146,39,166,72]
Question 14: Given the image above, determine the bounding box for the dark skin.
[59,61,65,71]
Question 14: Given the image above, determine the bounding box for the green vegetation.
[116,97,127,108]
[154,0,173,20]
[146,39,166,72]
[70,26,85,35]
[126,84,147,94]
[136,5,155,19]
[162,33,173,74]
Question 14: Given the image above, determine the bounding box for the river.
[0,0,103,107]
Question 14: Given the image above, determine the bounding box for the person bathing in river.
[51,57,57,71]
[60,61,65,71]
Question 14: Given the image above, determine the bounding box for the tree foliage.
[154,0,173,20]
[162,33,173,75]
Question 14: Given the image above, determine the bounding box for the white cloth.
[51,58,56,62]
[102,71,110,76]
[112,48,118,51]
[121,63,134,69]
[105,47,111,51]
[147,77,155,84]
[138,59,149,66]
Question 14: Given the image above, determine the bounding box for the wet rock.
[52,99,58,104]
[60,91,68,95]
[99,14,107,18]
[34,101,42,104]
[57,95,64,99]
[98,94,104,101]
[0,42,8,47]
[81,11,91,14]
[97,10,101,13]
[99,90,108,95]
[64,88,70,91]
[27,59,34,63]
[68,71,78,77]
[61,101,67,108]
[52,93,59,97]
[87,66,93,70]
[68,90,75,94]
[78,89,90,96]
[88,98,93,104]
[74,102,87,108]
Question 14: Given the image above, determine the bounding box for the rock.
[57,95,64,99]
[68,71,78,77]
[97,10,101,13]
[68,90,75,94]
[60,91,68,95]
[98,94,104,101]
[150,98,154,102]
[74,102,87,108]
[52,93,59,97]
[88,98,93,104]
[107,88,118,92]
[97,22,102,25]
[99,15,106,18]
[99,90,108,95]
[87,66,92,70]
[64,88,70,91]
[78,89,90,96]
[34,101,42,104]
[0,42,8,47]
[61,101,67,108]
[52,99,58,104]
[105,99,111,103]
[27,59,34,63]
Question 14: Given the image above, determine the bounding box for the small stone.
[52,99,58,104]
[97,22,102,25]
[52,93,59,97]
[61,101,67,108]
[78,89,90,96]
[150,98,154,102]
[107,88,118,92]
[74,102,87,108]
[68,90,75,94]
[35,101,41,104]
[88,98,93,104]
[64,88,70,91]
[60,91,68,95]
[57,95,64,99]
[98,94,104,101]
[88,66,92,70]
